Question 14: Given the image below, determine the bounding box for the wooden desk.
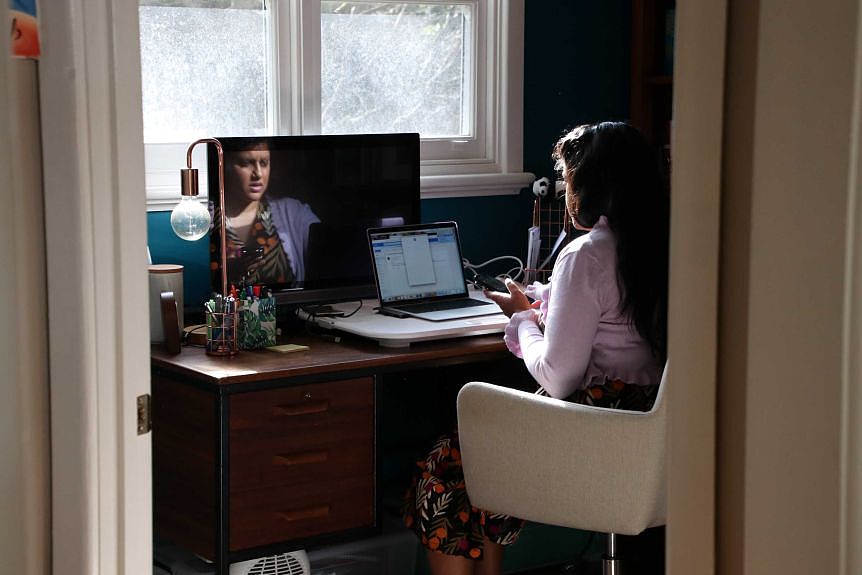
[151,333,514,574]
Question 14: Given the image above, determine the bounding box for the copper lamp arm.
[184,138,227,297]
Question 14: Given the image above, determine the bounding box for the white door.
[1,32,51,575]
[39,2,152,573]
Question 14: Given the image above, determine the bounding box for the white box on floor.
[154,542,310,575]
[307,527,418,575]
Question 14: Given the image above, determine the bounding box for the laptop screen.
[368,222,469,304]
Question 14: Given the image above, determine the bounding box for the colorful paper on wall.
[9,0,40,58]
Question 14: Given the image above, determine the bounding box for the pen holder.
[238,297,277,350]
[206,310,239,356]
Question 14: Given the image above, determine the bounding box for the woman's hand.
[484,278,535,318]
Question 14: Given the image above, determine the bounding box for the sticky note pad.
[267,343,310,354]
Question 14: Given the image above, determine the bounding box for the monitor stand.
[298,289,507,348]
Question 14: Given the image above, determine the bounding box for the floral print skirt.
[402,429,524,560]
[402,379,659,560]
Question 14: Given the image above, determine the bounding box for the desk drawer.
[230,377,374,490]
[231,436,373,490]
[230,475,374,551]
[230,377,373,434]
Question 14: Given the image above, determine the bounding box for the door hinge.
[137,394,152,435]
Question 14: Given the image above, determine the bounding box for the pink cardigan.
[505,216,662,399]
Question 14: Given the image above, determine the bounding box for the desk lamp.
[170,137,238,355]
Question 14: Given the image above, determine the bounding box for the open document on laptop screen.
[370,225,467,303]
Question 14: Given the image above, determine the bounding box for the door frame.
[34,0,757,573]
[666,1,726,572]
[39,2,152,573]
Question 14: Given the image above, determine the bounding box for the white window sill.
[146,171,535,211]
[420,172,535,199]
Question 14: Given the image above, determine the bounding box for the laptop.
[367,222,502,322]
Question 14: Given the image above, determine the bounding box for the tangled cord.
[462,255,525,283]
[296,300,363,321]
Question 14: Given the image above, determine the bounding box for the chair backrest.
[457,364,668,536]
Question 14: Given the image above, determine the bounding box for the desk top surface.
[152,332,508,387]
[305,296,507,346]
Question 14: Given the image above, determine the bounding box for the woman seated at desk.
[402,121,670,575]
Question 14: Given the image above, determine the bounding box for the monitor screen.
[207,133,420,305]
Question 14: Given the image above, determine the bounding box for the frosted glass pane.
[320,2,472,138]
[139,4,269,143]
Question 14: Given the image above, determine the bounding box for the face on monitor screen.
[208,133,420,302]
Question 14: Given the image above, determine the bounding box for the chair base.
[603,532,620,575]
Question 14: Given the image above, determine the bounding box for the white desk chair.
[456,367,667,574]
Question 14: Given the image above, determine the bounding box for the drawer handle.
[277,505,331,522]
[274,400,330,416]
[274,449,330,466]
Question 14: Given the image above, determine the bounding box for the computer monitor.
[207,133,420,306]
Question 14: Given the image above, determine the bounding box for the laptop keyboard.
[396,298,492,313]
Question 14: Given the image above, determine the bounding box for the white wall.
[0,56,51,575]
[670,1,862,573]
[716,0,859,573]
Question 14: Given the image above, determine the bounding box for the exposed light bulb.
[170,196,211,241]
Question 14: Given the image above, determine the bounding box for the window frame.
[144,0,530,210]
[296,1,484,162]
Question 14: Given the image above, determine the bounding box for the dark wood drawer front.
[231,437,373,490]
[230,377,373,434]
[229,377,374,490]
[230,475,374,551]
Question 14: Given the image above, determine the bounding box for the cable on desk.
[462,255,525,283]
[294,310,343,342]
[296,300,363,320]
[293,303,364,343]
[181,324,208,348]
[336,300,363,318]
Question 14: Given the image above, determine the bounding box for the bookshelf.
[630,0,675,166]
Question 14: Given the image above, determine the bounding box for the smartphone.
[467,269,508,293]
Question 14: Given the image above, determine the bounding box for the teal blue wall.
[523,1,631,176]
[148,212,212,308]
[147,1,631,310]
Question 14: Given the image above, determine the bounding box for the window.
[318,3,473,140]
[139,1,271,143]
[139,0,529,208]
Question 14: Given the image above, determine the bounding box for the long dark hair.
[552,122,669,361]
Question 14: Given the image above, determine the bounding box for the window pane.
[320,2,472,138]
[139,1,270,143]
